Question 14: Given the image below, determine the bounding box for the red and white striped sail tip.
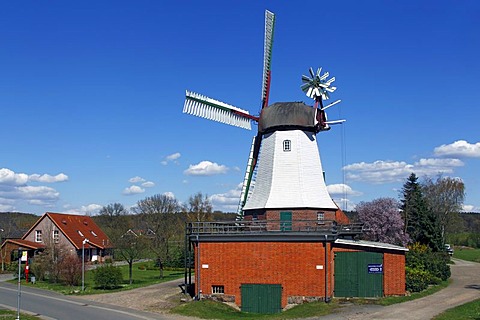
[301,67,337,100]
[183,90,252,130]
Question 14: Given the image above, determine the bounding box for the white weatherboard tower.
[182,10,345,219]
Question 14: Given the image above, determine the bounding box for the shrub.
[405,267,429,292]
[406,242,451,292]
[58,254,82,286]
[93,264,123,289]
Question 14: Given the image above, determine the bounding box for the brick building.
[185,217,407,313]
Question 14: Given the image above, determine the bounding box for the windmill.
[182,10,345,220]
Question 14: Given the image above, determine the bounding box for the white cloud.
[434,140,480,158]
[29,173,69,183]
[462,204,475,212]
[210,183,242,212]
[184,161,228,176]
[81,203,103,214]
[162,152,181,165]
[64,204,102,215]
[163,191,175,199]
[344,158,464,184]
[0,168,29,185]
[141,181,155,188]
[129,176,145,183]
[122,185,145,195]
[0,203,14,211]
[166,153,181,161]
[327,184,362,197]
[331,197,356,212]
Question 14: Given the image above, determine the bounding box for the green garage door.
[241,284,282,314]
[334,251,383,298]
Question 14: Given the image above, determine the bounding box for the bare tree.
[187,192,213,222]
[422,176,465,244]
[96,203,131,243]
[133,194,183,277]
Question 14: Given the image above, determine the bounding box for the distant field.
[453,247,480,263]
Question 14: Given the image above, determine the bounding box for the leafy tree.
[134,194,183,277]
[116,233,147,284]
[400,173,442,251]
[187,192,213,222]
[356,197,410,246]
[422,176,465,244]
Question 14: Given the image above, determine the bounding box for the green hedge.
[93,264,123,289]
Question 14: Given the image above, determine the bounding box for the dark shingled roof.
[258,102,316,133]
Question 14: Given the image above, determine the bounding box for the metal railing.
[186,220,363,236]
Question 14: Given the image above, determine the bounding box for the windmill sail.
[261,10,275,109]
[236,137,257,220]
[183,90,253,130]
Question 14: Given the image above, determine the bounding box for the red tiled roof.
[23,212,113,250]
[1,239,45,250]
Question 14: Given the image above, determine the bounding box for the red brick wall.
[194,241,331,307]
[383,253,406,295]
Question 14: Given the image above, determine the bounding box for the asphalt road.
[0,280,174,320]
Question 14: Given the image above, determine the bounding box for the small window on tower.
[283,140,291,151]
[317,212,325,224]
[212,285,224,294]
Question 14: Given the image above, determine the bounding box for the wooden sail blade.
[183,90,254,130]
[261,10,275,109]
[237,137,257,219]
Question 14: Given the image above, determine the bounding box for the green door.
[334,251,383,298]
[280,211,292,231]
[241,284,282,314]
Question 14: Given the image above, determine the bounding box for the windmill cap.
[258,102,317,133]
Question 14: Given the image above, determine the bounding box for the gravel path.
[78,278,192,318]
[315,258,480,319]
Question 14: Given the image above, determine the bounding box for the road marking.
[0,286,156,319]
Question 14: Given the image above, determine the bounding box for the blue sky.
[1,1,479,215]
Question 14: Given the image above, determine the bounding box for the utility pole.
[82,238,89,291]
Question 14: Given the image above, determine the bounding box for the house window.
[53,230,60,243]
[77,230,84,237]
[212,285,224,294]
[283,140,291,152]
[35,230,42,242]
[317,212,325,224]
[90,230,98,237]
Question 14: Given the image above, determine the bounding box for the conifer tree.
[400,173,442,251]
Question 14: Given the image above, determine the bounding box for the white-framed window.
[212,285,224,294]
[90,230,98,237]
[283,139,291,152]
[53,230,60,243]
[35,230,42,242]
[77,230,84,237]
[317,212,325,224]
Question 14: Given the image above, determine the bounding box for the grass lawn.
[171,281,451,319]
[433,298,480,319]
[0,309,40,319]
[171,300,338,319]
[18,261,184,295]
[453,247,480,263]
